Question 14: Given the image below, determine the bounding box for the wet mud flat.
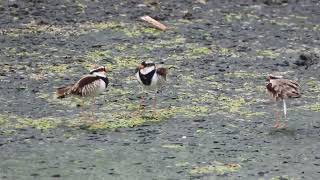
[0,0,320,179]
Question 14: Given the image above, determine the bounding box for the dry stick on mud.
[140,15,168,31]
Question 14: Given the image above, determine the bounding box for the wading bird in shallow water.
[135,61,167,110]
[56,66,109,117]
[266,74,301,128]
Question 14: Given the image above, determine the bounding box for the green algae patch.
[190,47,212,56]
[86,50,112,62]
[306,79,320,93]
[0,115,9,126]
[112,56,141,70]
[190,162,241,175]
[83,21,162,37]
[270,175,291,180]
[83,48,141,71]
[219,96,246,113]
[75,1,87,13]
[184,44,212,59]
[174,105,209,118]
[81,21,124,30]
[256,50,280,59]
[216,95,265,119]
[68,107,178,132]
[225,70,262,79]
[224,13,243,23]
[162,144,183,149]
[40,64,71,75]
[2,47,40,58]
[15,117,61,130]
[175,162,190,167]
[308,103,320,112]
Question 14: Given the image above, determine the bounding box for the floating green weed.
[225,70,261,79]
[175,162,190,167]
[256,50,279,59]
[190,162,241,175]
[184,44,212,59]
[225,13,242,22]
[308,103,320,112]
[86,50,112,62]
[15,117,61,130]
[162,144,183,149]
[306,80,320,93]
[270,175,290,180]
[40,64,70,74]
[0,115,9,126]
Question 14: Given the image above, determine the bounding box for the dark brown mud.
[0,0,320,179]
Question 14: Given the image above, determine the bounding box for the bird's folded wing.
[272,79,301,99]
[71,75,100,95]
[156,68,167,79]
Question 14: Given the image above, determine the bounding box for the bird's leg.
[91,97,97,122]
[153,90,157,111]
[152,89,161,118]
[140,93,145,110]
[283,99,287,119]
[273,101,281,128]
[279,99,288,128]
[79,98,85,119]
[274,109,281,128]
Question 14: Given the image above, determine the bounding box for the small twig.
[140,15,168,31]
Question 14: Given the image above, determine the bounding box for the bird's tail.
[56,85,73,98]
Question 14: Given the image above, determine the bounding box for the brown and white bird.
[135,61,167,110]
[266,74,301,128]
[56,66,108,99]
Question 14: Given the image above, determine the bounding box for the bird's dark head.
[267,74,283,81]
[139,61,155,70]
[90,66,107,75]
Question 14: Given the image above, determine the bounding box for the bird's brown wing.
[71,75,100,96]
[156,67,167,80]
[281,79,301,98]
[268,79,301,100]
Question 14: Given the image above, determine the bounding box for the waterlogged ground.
[0,0,320,179]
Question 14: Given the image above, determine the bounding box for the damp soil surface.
[1,0,320,179]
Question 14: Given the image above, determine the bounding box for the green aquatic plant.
[306,79,320,93]
[86,50,112,62]
[225,13,242,23]
[215,94,265,119]
[256,50,279,59]
[190,162,241,175]
[0,115,9,126]
[161,144,183,149]
[40,64,71,74]
[225,71,262,79]
[75,1,87,13]
[175,162,190,167]
[68,107,178,131]
[184,44,212,59]
[270,175,290,180]
[2,47,40,58]
[308,103,320,112]
[15,117,61,130]
[218,96,246,113]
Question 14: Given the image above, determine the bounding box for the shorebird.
[56,66,108,118]
[135,61,167,110]
[266,74,301,128]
